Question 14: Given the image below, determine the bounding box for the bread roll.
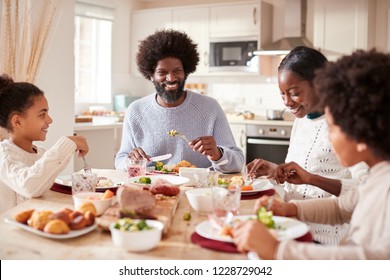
[27,210,53,231]
[14,209,34,224]
[77,202,97,216]
[44,219,70,234]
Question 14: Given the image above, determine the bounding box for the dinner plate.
[129,174,190,186]
[55,169,127,191]
[241,180,274,196]
[195,215,309,243]
[4,216,97,239]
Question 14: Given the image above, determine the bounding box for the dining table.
[0,174,310,260]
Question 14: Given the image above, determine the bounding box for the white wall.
[34,0,76,175]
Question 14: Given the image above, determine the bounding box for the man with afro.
[115,29,244,173]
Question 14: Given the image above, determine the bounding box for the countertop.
[74,115,295,131]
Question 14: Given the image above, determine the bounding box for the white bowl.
[73,192,113,216]
[185,188,213,213]
[109,219,164,252]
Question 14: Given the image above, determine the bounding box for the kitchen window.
[74,2,113,103]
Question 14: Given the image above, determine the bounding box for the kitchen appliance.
[266,109,286,120]
[246,124,291,164]
[209,39,258,72]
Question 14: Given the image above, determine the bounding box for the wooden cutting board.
[96,193,181,235]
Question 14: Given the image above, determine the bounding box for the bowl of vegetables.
[109,218,164,252]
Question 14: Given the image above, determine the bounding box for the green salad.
[113,218,152,231]
[257,207,275,229]
[136,176,152,184]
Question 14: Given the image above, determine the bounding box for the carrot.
[101,189,114,200]
[241,185,254,191]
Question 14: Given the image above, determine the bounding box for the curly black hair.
[0,74,44,131]
[136,29,199,80]
[314,49,390,160]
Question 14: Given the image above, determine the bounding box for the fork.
[176,133,190,143]
[82,156,93,175]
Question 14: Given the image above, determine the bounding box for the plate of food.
[147,160,197,176]
[5,208,98,239]
[129,174,190,186]
[195,214,309,243]
[240,179,274,195]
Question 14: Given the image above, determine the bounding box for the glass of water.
[71,172,98,195]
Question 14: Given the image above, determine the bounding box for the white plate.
[55,169,127,189]
[195,215,309,243]
[241,180,274,195]
[4,216,97,239]
[129,174,190,186]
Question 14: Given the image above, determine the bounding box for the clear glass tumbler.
[126,158,147,178]
[71,172,98,195]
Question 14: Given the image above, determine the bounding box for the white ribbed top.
[0,137,76,213]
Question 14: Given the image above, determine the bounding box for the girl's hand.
[68,135,89,157]
[233,220,278,260]
[254,195,294,217]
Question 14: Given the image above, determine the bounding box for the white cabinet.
[130,9,172,75]
[74,124,123,171]
[229,124,246,160]
[171,7,210,75]
[210,2,260,38]
[313,0,375,56]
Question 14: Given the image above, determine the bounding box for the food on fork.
[168,129,179,137]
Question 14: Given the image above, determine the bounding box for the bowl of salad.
[109,218,164,252]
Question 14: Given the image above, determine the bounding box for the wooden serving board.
[96,193,181,235]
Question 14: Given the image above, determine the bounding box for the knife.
[149,153,172,162]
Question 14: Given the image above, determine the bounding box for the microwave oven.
[209,40,258,72]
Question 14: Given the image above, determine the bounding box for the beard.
[154,80,186,104]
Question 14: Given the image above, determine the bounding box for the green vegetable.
[183,212,191,221]
[113,218,152,232]
[257,207,275,229]
[217,178,229,186]
[138,176,151,184]
[155,161,164,171]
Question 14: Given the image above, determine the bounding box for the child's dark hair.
[136,29,199,80]
[278,46,328,82]
[0,74,44,131]
[314,49,390,160]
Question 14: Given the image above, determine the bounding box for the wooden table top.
[0,187,262,260]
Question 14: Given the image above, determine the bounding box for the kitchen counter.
[226,114,295,126]
[74,121,123,132]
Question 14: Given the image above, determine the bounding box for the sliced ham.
[117,184,156,212]
[149,178,180,196]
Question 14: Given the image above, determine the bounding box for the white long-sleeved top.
[0,137,76,213]
[283,115,368,245]
[115,91,245,173]
[276,161,390,259]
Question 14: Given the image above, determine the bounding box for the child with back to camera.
[0,74,89,213]
[233,49,390,259]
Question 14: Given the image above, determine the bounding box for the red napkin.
[191,231,313,253]
[240,189,275,200]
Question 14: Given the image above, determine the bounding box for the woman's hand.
[246,158,277,178]
[189,136,222,161]
[270,161,312,185]
[233,220,278,260]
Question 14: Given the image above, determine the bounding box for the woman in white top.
[246,46,367,245]
[0,74,89,213]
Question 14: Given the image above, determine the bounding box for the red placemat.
[191,231,313,253]
[240,188,275,200]
[50,183,118,195]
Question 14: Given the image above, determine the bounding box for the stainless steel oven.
[246,124,292,164]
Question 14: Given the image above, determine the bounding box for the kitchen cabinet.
[313,0,375,56]
[171,7,210,75]
[74,123,123,171]
[229,124,247,160]
[209,2,260,38]
[130,9,172,75]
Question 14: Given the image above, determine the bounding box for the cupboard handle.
[253,7,257,25]
[240,129,245,148]
[204,51,208,66]
[247,138,290,145]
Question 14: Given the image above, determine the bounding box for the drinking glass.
[126,158,147,178]
[71,172,98,195]
[193,169,210,188]
[211,185,241,219]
